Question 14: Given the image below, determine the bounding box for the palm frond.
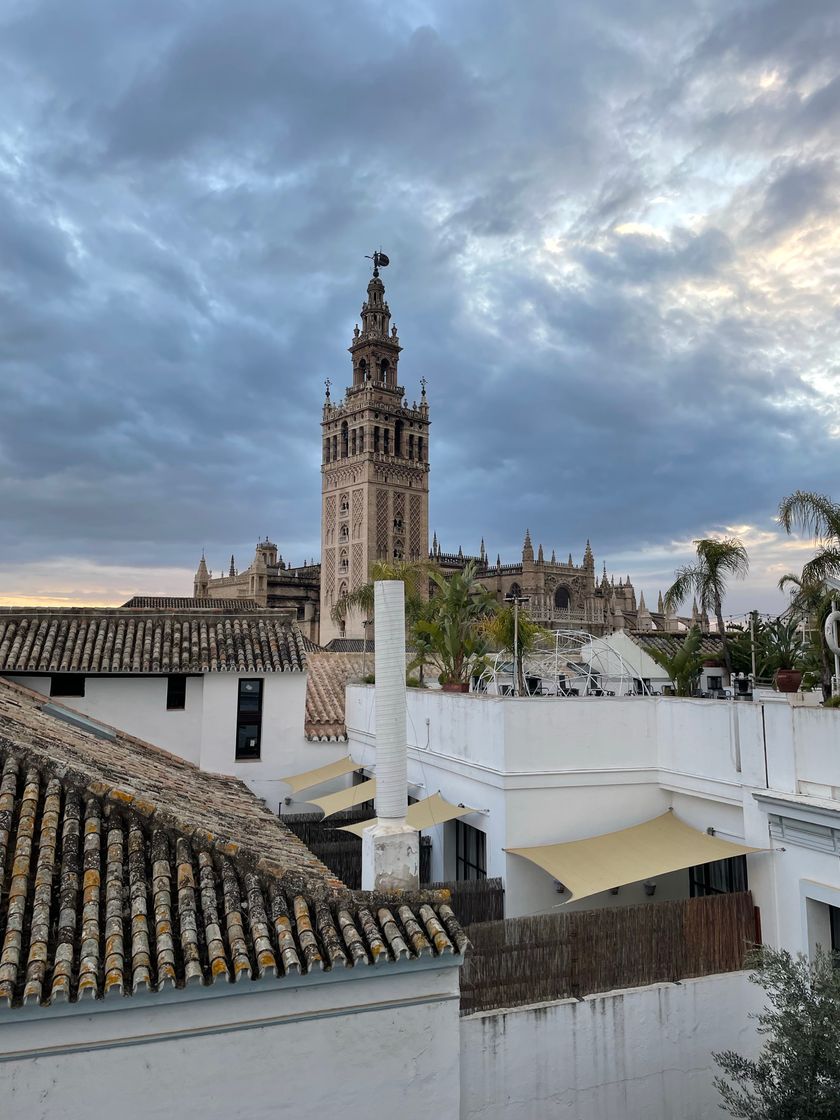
[778,491,840,542]
[663,566,700,613]
[800,547,840,588]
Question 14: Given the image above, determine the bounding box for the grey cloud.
[0,0,838,606]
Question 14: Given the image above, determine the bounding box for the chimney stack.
[361,581,419,892]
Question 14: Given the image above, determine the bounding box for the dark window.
[830,906,840,955]
[236,679,263,760]
[456,820,487,881]
[707,675,723,691]
[689,854,748,897]
[166,675,187,710]
[50,674,85,697]
[554,586,570,610]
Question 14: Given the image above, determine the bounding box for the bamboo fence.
[460,890,757,1015]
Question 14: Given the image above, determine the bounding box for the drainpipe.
[361,580,419,892]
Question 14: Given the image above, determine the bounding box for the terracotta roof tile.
[0,608,307,674]
[0,678,465,1009]
[305,652,367,741]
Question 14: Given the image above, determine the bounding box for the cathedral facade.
[195,260,672,643]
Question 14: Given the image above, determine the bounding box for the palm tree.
[779,571,835,698]
[778,491,840,586]
[663,538,749,675]
[414,561,497,688]
[647,626,705,696]
[481,605,549,696]
[331,558,429,630]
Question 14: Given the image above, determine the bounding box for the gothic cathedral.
[319,261,430,643]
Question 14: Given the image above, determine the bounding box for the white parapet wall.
[459,971,763,1120]
[461,972,761,1120]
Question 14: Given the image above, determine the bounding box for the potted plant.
[414,561,496,692]
[758,617,806,693]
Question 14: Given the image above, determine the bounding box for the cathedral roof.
[122,596,259,610]
[0,678,466,1010]
[0,608,308,675]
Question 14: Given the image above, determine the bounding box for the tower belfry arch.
[319,255,430,643]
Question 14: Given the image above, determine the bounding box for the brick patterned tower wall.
[319,263,430,642]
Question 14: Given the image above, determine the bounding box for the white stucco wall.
[2,961,461,1120]
[5,673,205,764]
[347,687,840,940]
[5,671,346,815]
[459,971,764,1120]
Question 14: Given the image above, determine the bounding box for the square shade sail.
[338,792,480,837]
[506,811,762,904]
[281,756,358,795]
[309,779,377,818]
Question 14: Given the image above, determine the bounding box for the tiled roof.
[305,653,366,741]
[323,638,375,653]
[0,608,307,674]
[122,596,259,610]
[633,631,725,658]
[0,679,468,1009]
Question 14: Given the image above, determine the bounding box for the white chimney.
[361,580,420,892]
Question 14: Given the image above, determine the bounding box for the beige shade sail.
[507,811,763,904]
[281,756,358,795]
[338,792,480,837]
[309,780,377,818]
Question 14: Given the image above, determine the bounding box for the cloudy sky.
[1,0,838,616]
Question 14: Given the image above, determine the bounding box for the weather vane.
[324,377,331,399]
[365,250,390,276]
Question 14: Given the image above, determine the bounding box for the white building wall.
[459,972,764,1120]
[347,687,840,941]
[6,674,205,764]
[6,672,346,816]
[1,963,461,1120]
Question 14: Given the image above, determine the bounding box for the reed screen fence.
[460,890,757,1015]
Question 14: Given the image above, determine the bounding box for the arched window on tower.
[380,358,389,382]
[394,420,404,457]
[408,434,415,460]
[373,426,380,453]
[341,421,349,459]
[351,429,357,455]
[554,586,570,610]
[359,359,367,382]
[509,582,522,599]
[324,439,330,464]
[383,428,390,455]
[417,436,424,462]
[359,427,365,452]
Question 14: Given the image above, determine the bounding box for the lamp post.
[505,592,530,697]
[362,619,371,680]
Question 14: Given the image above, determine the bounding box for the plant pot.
[441,682,470,693]
[776,669,803,694]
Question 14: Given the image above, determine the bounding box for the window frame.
[456,820,487,881]
[235,678,264,761]
[689,854,748,898]
[166,675,187,711]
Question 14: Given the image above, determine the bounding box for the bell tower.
[320,254,430,643]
